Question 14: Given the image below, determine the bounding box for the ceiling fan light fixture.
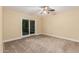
[40,6,56,15]
[43,10,47,14]
[44,6,48,10]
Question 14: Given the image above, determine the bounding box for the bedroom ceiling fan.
[40,6,56,15]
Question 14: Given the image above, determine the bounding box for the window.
[30,20,35,34]
[22,19,29,35]
[22,19,35,36]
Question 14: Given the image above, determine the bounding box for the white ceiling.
[4,6,78,16]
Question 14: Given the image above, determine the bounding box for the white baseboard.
[3,33,41,43]
[42,33,79,42]
[3,33,79,43]
[3,37,22,43]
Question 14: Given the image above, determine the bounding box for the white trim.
[42,33,79,42]
[21,17,22,37]
[3,33,79,43]
[21,18,37,37]
[3,37,22,43]
[3,33,41,43]
[29,20,30,35]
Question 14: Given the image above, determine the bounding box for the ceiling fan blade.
[48,9,55,11]
[40,6,56,15]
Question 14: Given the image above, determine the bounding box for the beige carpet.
[3,35,79,53]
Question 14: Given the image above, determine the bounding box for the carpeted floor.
[3,35,79,53]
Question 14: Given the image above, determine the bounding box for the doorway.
[22,19,35,36]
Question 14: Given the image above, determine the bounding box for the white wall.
[3,8,42,42]
[0,7,3,52]
[42,7,79,41]
[3,6,79,43]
